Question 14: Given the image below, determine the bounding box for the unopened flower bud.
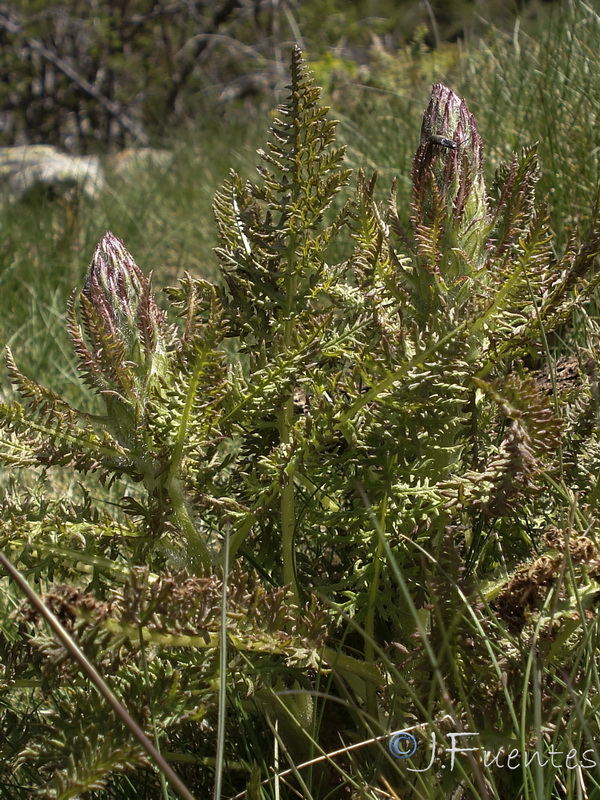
[412,83,488,267]
[80,231,168,407]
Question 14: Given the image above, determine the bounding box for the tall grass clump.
[1,47,600,799]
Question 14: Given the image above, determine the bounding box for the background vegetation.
[0,1,600,799]
[0,0,564,150]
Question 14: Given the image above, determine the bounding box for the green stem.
[168,345,210,481]
[165,345,213,572]
[320,647,383,686]
[279,236,299,603]
[364,493,387,718]
[364,460,396,718]
[279,388,298,603]
[169,478,212,571]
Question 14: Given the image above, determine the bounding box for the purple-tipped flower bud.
[412,83,488,268]
[78,231,168,407]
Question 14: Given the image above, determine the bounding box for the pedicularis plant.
[2,49,600,799]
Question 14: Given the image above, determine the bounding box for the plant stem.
[279,395,298,602]
[279,232,299,602]
[169,477,212,571]
[364,489,388,719]
[163,344,213,571]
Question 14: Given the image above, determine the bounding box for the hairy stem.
[279,235,299,602]
[166,345,213,571]
[169,477,212,571]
